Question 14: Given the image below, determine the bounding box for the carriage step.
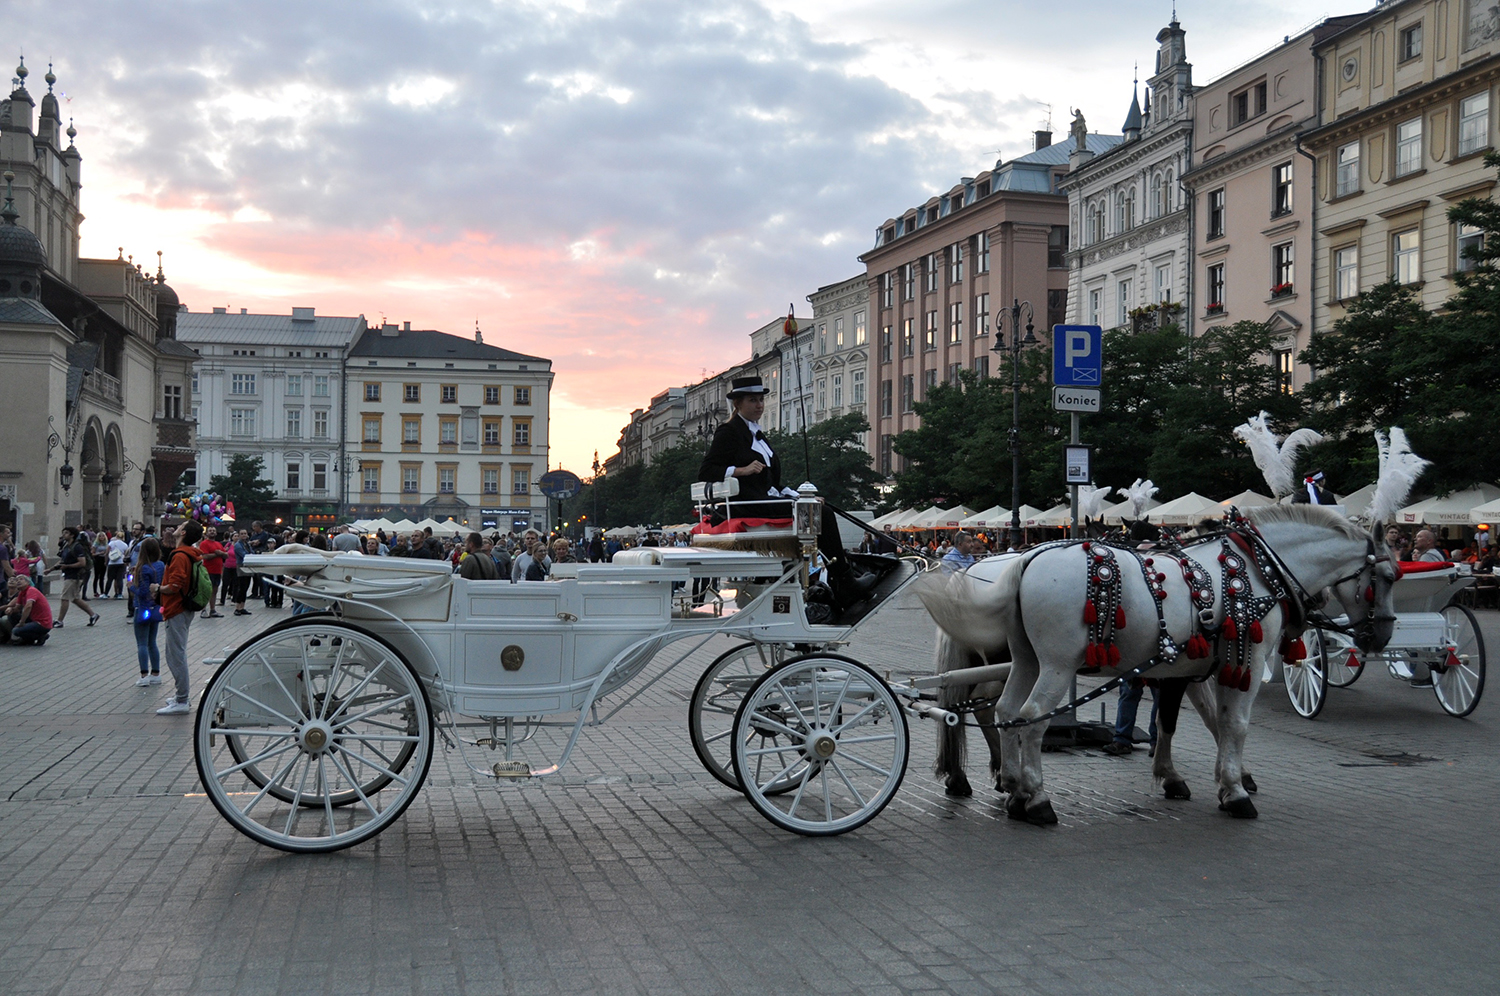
[492,760,533,778]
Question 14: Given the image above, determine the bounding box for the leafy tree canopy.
[205,454,278,524]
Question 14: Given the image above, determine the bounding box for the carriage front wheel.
[731,655,908,836]
[194,619,435,853]
[1434,604,1486,718]
[1285,629,1330,719]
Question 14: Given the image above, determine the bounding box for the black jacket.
[698,416,780,503]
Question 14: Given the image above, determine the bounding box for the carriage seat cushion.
[1397,561,1454,574]
[690,516,794,536]
[611,549,662,566]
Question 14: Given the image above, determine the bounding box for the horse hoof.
[1218,796,1258,819]
[1005,794,1029,820]
[1025,800,1059,826]
[1163,780,1191,800]
[1241,773,1258,794]
[944,775,973,798]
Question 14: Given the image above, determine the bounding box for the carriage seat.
[611,549,663,566]
[688,479,802,555]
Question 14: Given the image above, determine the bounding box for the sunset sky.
[23,0,1346,473]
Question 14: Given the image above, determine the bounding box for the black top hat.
[727,376,769,398]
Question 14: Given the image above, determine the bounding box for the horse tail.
[933,629,969,778]
[914,556,1024,652]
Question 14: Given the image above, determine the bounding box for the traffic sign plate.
[538,470,583,500]
[1053,386,1101,413]
[1053,325,1103,386]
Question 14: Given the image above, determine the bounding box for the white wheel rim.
[196,623,432,851]
[733,659,907,834]
[690,643,787,790]
[1285,653,1324,718]
[1435,607,1485,716]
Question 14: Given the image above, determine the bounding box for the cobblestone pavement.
[1,581,1497,995]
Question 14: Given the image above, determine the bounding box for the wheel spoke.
[745,711,804,741]
[318,755,337,835]
[827,759,865,807]
[784,762,816,819]
[252,648,309,724]
[772,681,811,730]
[223,684,305,730]
[821,766,833,823]
[213,739,297,781]
[333,693,412,731]
[337,745,412,786]
[240,751,303,818]
[283,755,314,835]
[324,659,390,724]
[318,639,351,721]
[328,749,383,821]
[830,695,883,734]
[834,733,896,746]
[835,750,893,778]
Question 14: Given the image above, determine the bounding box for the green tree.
[205,454,278,524]
[768,412,884,510]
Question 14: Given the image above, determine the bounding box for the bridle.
[1305,533,1399,644]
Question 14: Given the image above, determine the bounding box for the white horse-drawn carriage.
[194,485,946,852]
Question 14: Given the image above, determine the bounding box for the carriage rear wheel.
[731,655,908,836]
[688,642,796,792]
[1433,604,1486,718]
[194,620,434,853]
[1285,631,1329,719]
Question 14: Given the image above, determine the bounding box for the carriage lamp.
[794,482,822,543]
[102,472,115,497]
[59,461,74,493]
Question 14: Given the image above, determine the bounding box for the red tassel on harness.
[1217,666,1229,686]
[1115,606,1127,629]
[1222,617,1238,641]
[1364,585,1375,604]
[1239,668,1253,692]
[1346,650,1361,670]
[1287,637,1306,662]
[1248,619,1263,644]
[1084,643,1097,667]
[1084,599,1098,625]
[1107,644,1121,667]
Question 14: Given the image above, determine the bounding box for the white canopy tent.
[388,519,420,534]
[959,505,1010,529]
[604,525,641,539]
[909,506,975,529]
[888,506,942,529]
[1396,484,1500,526]
[1098,496,1161,524]
[1026,503,1074,528]
[867,509,908,529]
[1336,484,1376,520]
[1146,492,1223,526]
[1220,489,1276,508]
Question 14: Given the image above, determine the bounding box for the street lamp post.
[993,299,1038,546]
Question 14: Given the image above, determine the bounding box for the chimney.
[291,306,314,321]
[403,321,411,332]
[240,308,247,314]
[381,322,399,337]
[1034,130,1052,151]
[475,320,483,345]
[213,307,226,314]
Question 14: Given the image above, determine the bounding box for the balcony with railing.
[83,370,122,404]
[154,418,197,452]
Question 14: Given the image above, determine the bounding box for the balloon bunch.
[169,492,236,523]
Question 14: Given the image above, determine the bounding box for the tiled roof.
[0,296,64,326]
[176,310,366,347]
[349,327,549,364]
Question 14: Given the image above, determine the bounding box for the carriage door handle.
[557,612,579,622]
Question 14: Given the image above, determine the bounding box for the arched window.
[1118,187,1134,231]
[1151,173,1165,218]
[1163,170,1174,213]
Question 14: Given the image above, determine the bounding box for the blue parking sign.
[1053,325,1102,386]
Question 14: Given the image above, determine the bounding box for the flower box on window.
[1270,283,1294,298]
[1206,302,1225,315]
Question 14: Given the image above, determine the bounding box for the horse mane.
[1243,503,1368,542]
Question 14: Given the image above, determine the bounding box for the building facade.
[1306,0,1500,344]
[805,276,870,449]
[1063,18,1195,339]
[177,307,365,528]
[344,323,552,533]
[0,61,196,543]
[862,131,1107,476]
[1183,16,1365,393]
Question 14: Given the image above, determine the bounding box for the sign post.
[539,470,583,537]
[1052,325,1102,538]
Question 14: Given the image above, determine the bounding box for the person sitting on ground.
[3,575,52,645]
[458,532,499,581]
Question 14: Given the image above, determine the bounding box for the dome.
[155,281,179,308]
[0,223,47,269]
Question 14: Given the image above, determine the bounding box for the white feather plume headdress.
[1369,427,1430,525]
[1078,485,1113,520]
[1231,411,1324,498]
[1125,478,1158,519]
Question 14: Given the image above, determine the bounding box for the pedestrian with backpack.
[153,520,208,716]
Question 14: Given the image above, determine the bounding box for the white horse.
[921,505,1398,824]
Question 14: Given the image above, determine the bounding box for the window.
[924,254,939,293]
[881,272,894,308]
[286,350,302,358]
[286,463,300,491]
[1273,243,1295,292]
[1231,80,1267,126]
[1272,162,1293,216]
[1117,190,1134,233]
[949,243,964,283]
[190,404,199,423]
[1048,225,1067,267]
[1207,189,1225,238]
[948,302,963,343]
[438,467,455,494]
[286,408,301,439]
[402,466,420,494]
[1460,92,1490,156]
[1393,229,1421,284]
[1336,141,1361,197]
[313,410,328,439]
[484,385,500,405]
[482,468,499,495]
[190,372,199,395]
[182,467,197,489]
[881,326,893,363]
[923,368,938,400]
[362,466,379,493]
[440,418,457,444]
[1275,350,1294,395]
[232,349,257,357]
[483,420,501,445]
[441,384,457,403]
[1456,223,1485,272]
[851,369,865,405]
[834,317,845,350]
[364,382,380,402]
[854,311,867,345]
[818,324,827,356]
[1047,289,1068,331]
[403,418,420,444]
[972,355,990,378]
[880,379,893,417]
[879,435,893,476]
[512,467,530,495]
[1400,23,1422,62]
[363,417,381,443]
[816,378,827,410]
[1117,279,1134,326]
[902,318,914,357]
[314,350,329,359]
[1335,245,1359,299]
[832,374,843,408]
[514,419,531,446]
[286,375,302,397]
[1206,264,1225,309]
[163,384,182,420]
[313,375,329,397]
[903,263,915,301]
[1396,118,1423,177]
[230,408,256,437]
[978,232,991,272]
[947,363,962,387]
[231,373,256,396]
[924,311,938,350]
[1150,175,1165,219]
[1154,263,1172,303]
[1088,287,1102,325]
[312,462,327,491]
[1089,203,1105,244]
[975,293,990,337]
[900,374,914,412]
[403,384,420,403]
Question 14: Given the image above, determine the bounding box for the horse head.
[1329,524,1398,652]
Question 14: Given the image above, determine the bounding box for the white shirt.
[107,538,129,564]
